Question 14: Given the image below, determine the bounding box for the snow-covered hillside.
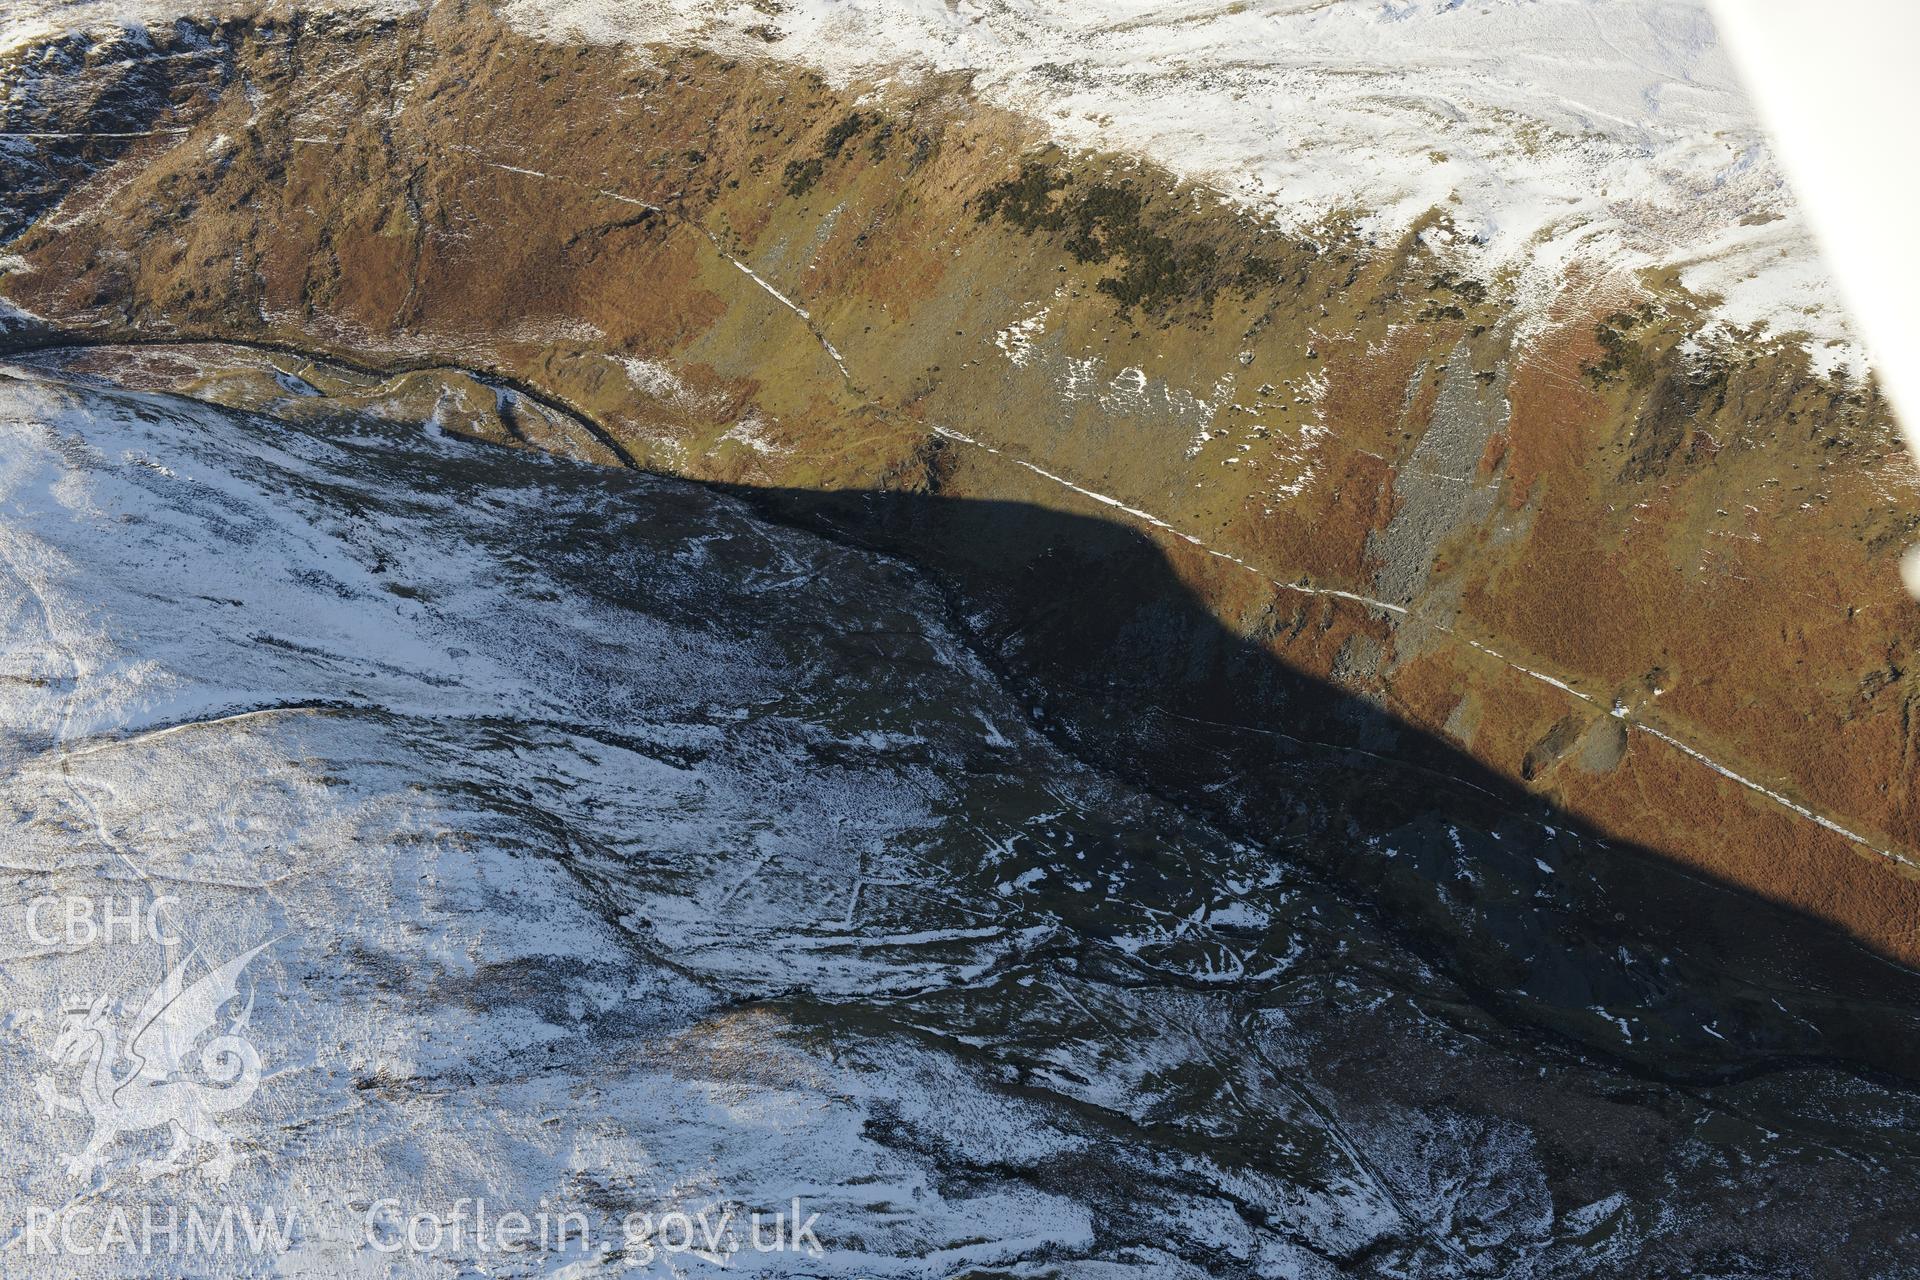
[4,351,1918,1275]
[0,363,1088,1274]
[0,358,1556,1275]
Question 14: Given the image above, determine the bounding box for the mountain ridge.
[3,2,1916,969]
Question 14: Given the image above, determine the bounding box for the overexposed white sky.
[1707,1,1920,589]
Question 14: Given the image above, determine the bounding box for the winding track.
[6,137,1910,876]
[9,308,1908,875]
[449,157,1919,872]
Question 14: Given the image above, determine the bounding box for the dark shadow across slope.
[725,481,1920,1088]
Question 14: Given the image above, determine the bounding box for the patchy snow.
[613,353,686,399]
[714,412,788,456]
[992,306,1049,368]
[1,1,1862,371]
[481,0,1865,374]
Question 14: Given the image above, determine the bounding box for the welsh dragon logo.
[33,940,274,1184]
